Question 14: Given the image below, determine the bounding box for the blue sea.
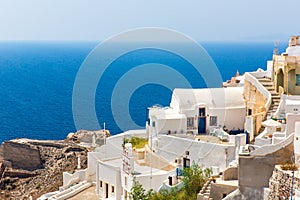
[0,41,288,143]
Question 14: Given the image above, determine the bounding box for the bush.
[151,163,212,200]
[130,180,154,200]
[182,163,212,198]
[123,137,148,148]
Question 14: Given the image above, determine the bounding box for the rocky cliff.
[0,138,88,200]
[0,140,43,171]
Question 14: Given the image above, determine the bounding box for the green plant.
[130,180,154,200]
[130,162,212,199]
[123,137,148,148]
[182,162,212,198]
[151,163,212,200]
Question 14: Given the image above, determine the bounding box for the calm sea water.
[0,41,288,143]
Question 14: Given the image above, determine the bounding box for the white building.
[148,87,245,136]
[88,130,176,200]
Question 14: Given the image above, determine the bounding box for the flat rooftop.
[102,158,172,176]
[215,178,238,187]
[68,185,99,200]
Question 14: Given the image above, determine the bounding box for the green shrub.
[123,137,148,148]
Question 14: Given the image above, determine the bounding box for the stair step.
[262,83,274,86]
[258,78,272,82]
[266,88,275,91]
[272,97,280,99]
[270,92,279,95]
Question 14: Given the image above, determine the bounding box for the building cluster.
[39,36,300,200]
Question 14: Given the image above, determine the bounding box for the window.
[152,121,155,127]
[210,116,217,126]
[100,180,103,188]
[199,108,205,116]
[187,117,194,128]
[296,74,300,86]
[112,185,115,193]
[124,177,127,186]
[248,109,252,116]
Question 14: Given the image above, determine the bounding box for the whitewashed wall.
[63,169,87,187]
[152,117,186,134]
[154,135,235,171]
[136,170,175,191]
[295,122,300,166]
[285,114,300,137]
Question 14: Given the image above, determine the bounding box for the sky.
[0,0,299,42]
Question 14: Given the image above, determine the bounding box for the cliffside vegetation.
[130,163,212,200]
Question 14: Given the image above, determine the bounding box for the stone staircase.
[257,77,281,117]
[197,178,213,200]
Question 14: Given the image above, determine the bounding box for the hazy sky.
[0,0,299,41]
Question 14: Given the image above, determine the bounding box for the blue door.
[198,108,206,134]
[198,117,206,134]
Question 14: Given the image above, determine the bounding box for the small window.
[152,121,155,127]
[296,74,300,86]
[100,180,103,188]
[248,109,252,116]
[124,177,127,186]
[187,117,194,128]
[210,116,217,126]
[112,185,115,193]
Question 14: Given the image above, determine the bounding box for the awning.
[262,119,282,127]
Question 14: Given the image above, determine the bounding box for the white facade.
[295,122,300,166]
[91,131,176,200]
[149,87,245,135]
[152,135,236,172]
[97,160,121,199]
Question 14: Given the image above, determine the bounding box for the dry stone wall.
[268,166,300,200]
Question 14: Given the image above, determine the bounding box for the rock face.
[268,165,300,200]
[0,138,88,200]
[66,129,110,147]
[0,141,42,171]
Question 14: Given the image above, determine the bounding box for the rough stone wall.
[268,166,300,200]
[0,141,42,171]
[243,79,267,136]
[236,140,294,199]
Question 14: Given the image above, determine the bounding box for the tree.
[182,162,212,198]
[130,180,154,200]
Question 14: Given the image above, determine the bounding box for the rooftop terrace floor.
[68,185,99,200]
